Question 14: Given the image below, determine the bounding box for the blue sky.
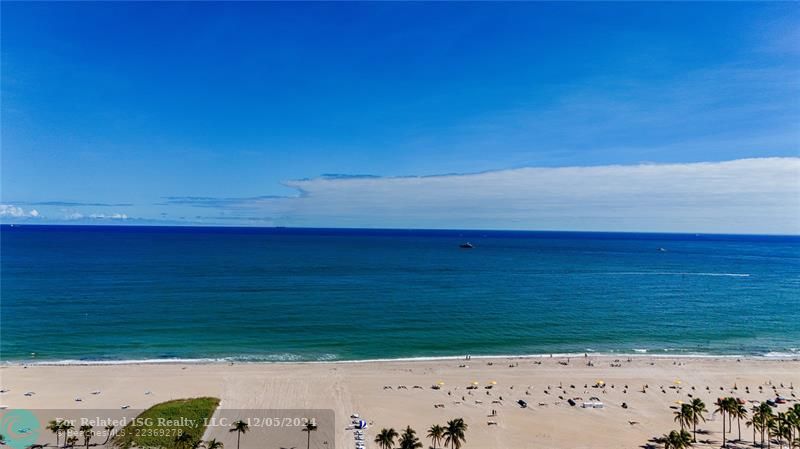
[1,2,799,233]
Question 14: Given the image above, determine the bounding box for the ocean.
[1,225,798,363]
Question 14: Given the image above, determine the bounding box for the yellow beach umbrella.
[674,380,682,385]
[490,380,497,385]
[675,400,683,405]
[437,381,445,386]
[472,381,479,386]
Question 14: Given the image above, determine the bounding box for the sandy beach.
[2,356,799,449]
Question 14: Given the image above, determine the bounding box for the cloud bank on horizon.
[3,3,798,234]
[4,158,798,235]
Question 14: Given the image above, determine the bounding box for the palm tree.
[174,431,194,449]
[443,418,467,449]
[204,439,224,449]
[374,428,398,449]
[62,422,75,447]
[747,405,765,447]
[102,425,115,445]
[229,420,249,449]
[47,420,63,447]
[427,424,445,449]
[786,406,800,448]
[301,421,317,449]
[715,398,729,447]
[662,429,693,449]
[769,417,780,449]
[776,413,793,449]
[757,402,776,448]
[726,398,739,440]
[674,404,693,431]
[689,398,707,443]
[754,404,766,447]
[79,425,93,449]
[398,426,423,449]
[734,402,748,442]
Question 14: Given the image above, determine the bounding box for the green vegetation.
[374,428,398,449]
[398,426,423,449]
[301,421,317,449]
[373,419,467,449]
[662,429,692,449]
[112,397,220,449]
[228,420,248,449]
[377,419,468,449]
[689,398,707,443]
[443,418,468,449]
[426,424,445,449]
[657,396,800,448]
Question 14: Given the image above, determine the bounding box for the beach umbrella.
[674,380,681,385]
[437,381,445,386]
[490,381,497,385]
[357,420,367,429]
[675,400,683,405]
[472,381,479,385]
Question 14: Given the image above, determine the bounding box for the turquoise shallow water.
[1,225,799,363]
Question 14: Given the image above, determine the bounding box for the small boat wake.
[607,272,750,277]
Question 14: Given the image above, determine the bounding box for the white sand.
[2,356,799,449]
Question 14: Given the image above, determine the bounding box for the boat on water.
[459,242,474,249]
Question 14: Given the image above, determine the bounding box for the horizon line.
[2,223,799,238]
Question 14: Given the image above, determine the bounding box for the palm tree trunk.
[723,411,727,447]
[739,417,742,442]
[306,430,310,449]
[236,432,241,449]
[693,421,697,443]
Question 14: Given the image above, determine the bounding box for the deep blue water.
[1,225,799,363]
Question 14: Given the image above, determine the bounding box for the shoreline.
[4,351,800,366]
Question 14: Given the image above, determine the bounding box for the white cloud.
[0,204,42,219]
[61,211,129,221]
[259,158,800,234]
[88,213,128,220]
[0,205,26,217]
